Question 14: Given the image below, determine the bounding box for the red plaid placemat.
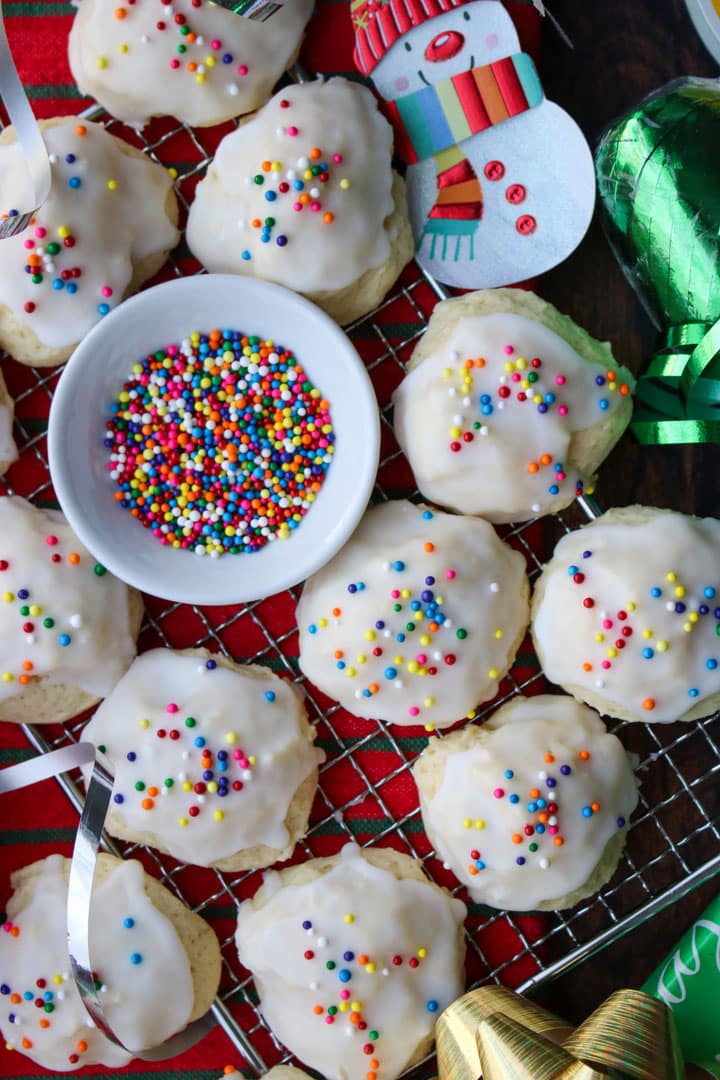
[0,3,547,1078]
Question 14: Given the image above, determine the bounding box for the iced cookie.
[186,79,414,325]
[0,369,18,475]
[297,500,530,728]
[263,1071,311,1080]
[69,0,313,128]
[393,290,634,523]
[0,496,143,725]
[0,117,178,367]
[235,845,466,1080]
[413,695,638,912]
[82,648,323,870]
[532,507,720,724]
[0,854,220,1071]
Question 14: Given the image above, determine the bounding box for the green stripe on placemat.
[4,1,75,13]
[316,734,429,754]
[26,84,90,101]
[349,321,425,340]
[0,747,34,763]
[0,826,76,844]
[315,816,425,837]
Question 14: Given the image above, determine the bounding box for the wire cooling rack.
[2,91,720,1078]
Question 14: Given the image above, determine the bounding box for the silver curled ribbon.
[0,1,51,238]
[0,742,215,1060]
[213,0,283,18]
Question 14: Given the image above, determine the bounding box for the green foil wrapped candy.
[642,894,720,1077]
[595,77,720,444]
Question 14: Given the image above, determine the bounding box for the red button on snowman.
[352,0,595,289]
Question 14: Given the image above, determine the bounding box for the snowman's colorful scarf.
[384,52,543,255]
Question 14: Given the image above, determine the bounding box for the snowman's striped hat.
[352,0,471,76]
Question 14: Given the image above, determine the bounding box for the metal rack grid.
[2,96,720,1078]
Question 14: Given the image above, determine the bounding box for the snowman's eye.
[404,41,412,51]
[463,9,471,18]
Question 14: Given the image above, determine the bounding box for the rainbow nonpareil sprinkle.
[105,329,334,555]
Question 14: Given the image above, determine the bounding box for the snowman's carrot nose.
[424,29,465,62]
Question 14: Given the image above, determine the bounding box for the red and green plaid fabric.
[0,3,546,1077]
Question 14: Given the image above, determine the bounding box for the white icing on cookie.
[186,79,397,295]
[0,496,137,704]
[532,510,720,723]
[0,855,194,1071]
[413,696,638,911]
[297,500,529,728]
[82,649,323,866]
[393,313,632,522]
[0,120,177,349]
[235,845,466,1080]
[0,400,17,472]
[69,0,313,127]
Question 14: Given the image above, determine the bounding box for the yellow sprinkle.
[475,819,486,830]
[488,667,499,679]
[248,755,256,765]
[504,361,514,373]
[139,718,150,729]
[1,673,13,683]
[318,618,327,628]
[346,666,357,677]
[351,1002,362,1012]
[356,654,367,664]
[225,732,238,745]
[178,817,188,827]
[494,629,504,639]
[213,810,224,821]
[195,73,206,84]
[365,963,376,974]
[3,592,14,603]
[339,178,351,190]
[463,818,473,829]
[119,42,129,53]
[96,55,109,69]
[642,629,653,639]
[516,357,527,370]
[423,696,435,708]
[205,55,216,67]
[52,975,63,985]
[683,622,692,633]
[417,947,428,958]
[689,612,699,623]
[666,571,677,583]
[595,633,605,642]
[424,723,435,733]
[606,647,618,658]
[400,588,411,599]
[674,585,686,598]
[442,367,453,378]
[420,634,431,647]
[394,655,403,665]
[364,630,376,641]
[344,913,355,924]
[407,661,419,674]
[207,781,218,794]
[626,602,637,612]
[656,640,669,653]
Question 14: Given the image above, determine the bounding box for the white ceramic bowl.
[48,275,380,605]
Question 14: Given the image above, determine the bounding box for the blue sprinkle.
[264,690,276,702]
[17,589,29,599]
[130,953,143,965]
[65,153,76,164]
[1,985,10,995]
[338,969,351,983]
[688,688,699,697]
[582,550,592,559]
[362,689,371,698]
[427,1000,439,1013]
[356,582,365,591]
[675,602,686,613]
[509,794,519,804]
[549,484,559,495]
[595,375,606,386]
[481,403,493,415]
[384,667,397,680]
[308,624,317,634]
[546,777,556,788]
[343,951,354,961]
[475,860,485,870]
[58,633,71,647]
[52,278,64,291]
[293,180,304,191]
[276,235,288,247]
[651,587,662,598]
[66,282,77,294]
[560,765,571,776]
[582,806,593,817]
[68,176,82,189]
[617,817,626,828]
[222,53,233,63]
[396,632,406,643]
[536,798,547,809]
[504,769,514,779]
[480,394,491,405]
[24,991,33,1001]
[568,565,579,576]
[114,793,124,804]
[43,991,53,1001]
[194,736,206,748]
[707,658,718,670]
[705,587,716,599]
[265,191,277,202]
[516,856,526,866]
[537,403,548,414]
[527,802,536,813]
[598,398,609,410]
[241,250,251,261]
[302,920,312,930]
[206,659,217,670]
[642,648,654,659]
[376,620,385,630]
[422,510,433,519]
[536,824,546,834]
[337,660,346,670]
[123,918,135,929]
[392,560,405,572]
[98,303,110,316]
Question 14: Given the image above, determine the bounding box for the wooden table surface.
[533,0,720,1020]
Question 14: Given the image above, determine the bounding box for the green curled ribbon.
[596,77,720,445]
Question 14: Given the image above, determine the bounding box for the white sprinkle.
[595,679,605,689]
[317,936,328,948]
[310,980,319,991]
[452,414,464,425]
[531,503,541,514]
[537,770,547,781]
[227,83,239,96]
[490,582,500,593]
[538,857,550,870]
[69,613,83,628]
[448,387,457,397]
[140,33,149,43]
[479,425,489,436]
[449,350,459,362]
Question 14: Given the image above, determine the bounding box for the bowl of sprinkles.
[48,275,380,604]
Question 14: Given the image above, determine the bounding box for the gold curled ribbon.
[631,319,720,444]
[436,986,686,1080]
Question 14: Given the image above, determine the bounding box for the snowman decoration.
[353,0,596,289]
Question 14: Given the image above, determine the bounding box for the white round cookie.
[69,0,313,128]
[0,854,220,1072]
[0,368,17,475]
[297,500,530,729]
[235,845,466,1080]
[82,648,323,870]
[186,78,414,325]
[0,117,179,367]
[0,496,143,725]
[532,506,720,724]
[413,695,638,912]
[393,289,635,523]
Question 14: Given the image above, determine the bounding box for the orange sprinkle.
[620,383,631,395]
[370,1062,380,1071]
[607,370,616,381]
[147,786,159,797]
[468,865,478,875]
[367,1073,377,1080]
[18,675,30,685]
[262,160,272,172]
[578,749,591,761]
[424,542,435,553]
[39,1020,50,1029]
[313,1005,323,1015]
[223,1068,237,1076]
[530,788,540,799]
[464,358,474,369]
[10,995,20,1004]
[299,193,311,205]
[582,662,593,672]
[323,212,335,224]
[21,1039,33,1050]
[186,31,196,42]
[332,607,341,617]
[554,836,565,847]
[642,698,655,711]
[22,661,33,672]
[141,798,154,811]
[114,6,126,16]
[349,1012,361,1025]
[540,453,552,466]
[68,552,80,565]
[591,802,601,812]
[428,621,439,632]
[187,61,198,73]
[358,954,369,965]
[511,833,522,844]
[474,357,486,367]
[544,753,555,763]
[538,812,549,825]
[368,683,379,694]
[527,461,539,474]
[77,1041,88,1053]
[310,147,322,159]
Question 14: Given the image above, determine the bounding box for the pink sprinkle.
[503,345,514,355]
[493,788,505,799]
[445,569,456,580]
[238,64,249,76]
[3,921,12,933]
[601,660,611,669]
[548,825,559,835]
[166,703,179,714]
[35,226,46,238]
[45,535,58,546]
[333,153,343,163]
[555,374,566,385]
[170,58,180,69]
[409,706,420,717]
[232,749,242,760]
[210,38,221,49]
[602,619,613,629]
[287,126,299,137]
[325,1016,334,1025]
[293,201,303,212]
[24,238,33,249]
[558,405,568,416]
[310,201,321,212]
[101,286,113,297]
[340,989,350,1000]
[556,471,566,482]
[416,654,427,664]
